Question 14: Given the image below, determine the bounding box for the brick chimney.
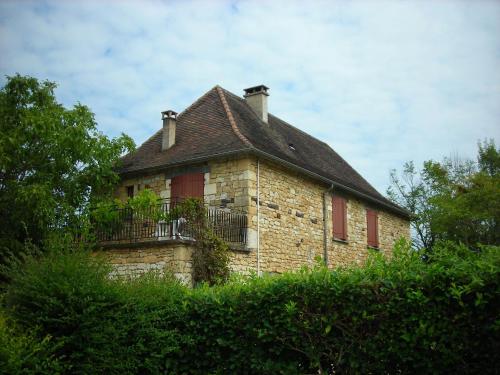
[244,85,269,123]
[161,110,177,151]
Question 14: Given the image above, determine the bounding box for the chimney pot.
[161,110,177,151]
[244,85,269,123]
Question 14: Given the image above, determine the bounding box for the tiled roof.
[118,86,408,216]
[119,87,249,173]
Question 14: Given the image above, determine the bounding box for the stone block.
[204,183,217,195]
[173,245,193,261]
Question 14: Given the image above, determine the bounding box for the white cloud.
[1,0,499,194]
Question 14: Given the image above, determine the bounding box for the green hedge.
[2,241,499,374]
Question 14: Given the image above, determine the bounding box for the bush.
[2,246,188,374]
[0,312,63,374]
[3,248,126,373]
[3,240,499,374]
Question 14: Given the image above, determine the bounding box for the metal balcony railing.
[93,197,248,246]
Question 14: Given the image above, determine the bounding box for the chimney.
[244,85,269,123]
[161,110,177,151]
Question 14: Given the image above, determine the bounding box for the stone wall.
[116,173,165,201]
[326,194,410,267]
[248,159,410,272]
[111,155,410,278]
[114,157,260,273]
[250,160,325,273]
[205,157,259,273]
[115,158,254,214]
[98,241,194,286]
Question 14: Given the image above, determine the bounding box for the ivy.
[172,198,230,286]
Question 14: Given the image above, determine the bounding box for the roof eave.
[117,148,253,179]
[248,148,411,219]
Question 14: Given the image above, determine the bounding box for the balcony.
[93,197,248,247]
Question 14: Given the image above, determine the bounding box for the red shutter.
[332,196,347,240]
[366,209,379,248]
[171,173,204,203]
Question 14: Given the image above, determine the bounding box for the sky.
[1,0,499,195]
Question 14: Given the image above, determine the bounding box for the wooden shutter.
[332,196,347,240]
[170,173,204,203]
[366,209,379,248]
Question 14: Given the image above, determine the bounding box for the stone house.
[101,85,410,282]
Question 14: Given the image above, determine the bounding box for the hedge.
[2,241,499,374]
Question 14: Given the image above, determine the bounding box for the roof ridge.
[216,86,253,148]
[222,87,335,148]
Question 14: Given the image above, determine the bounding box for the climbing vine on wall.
[173,198,230,286]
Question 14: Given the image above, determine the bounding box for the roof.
[118,86,409,217]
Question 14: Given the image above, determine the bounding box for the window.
[332,195,347,241]
[126,185,134,198]
[366,209,379,248]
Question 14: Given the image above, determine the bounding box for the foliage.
[170,196,206,224]
[388,139,500,250]
[0,74,135,264]
[88,199,125,239]
[89,189,178,233]
[2,244,187,374]
[387,161,435,249]
[88,189,166,241]
[126,189,164,220]
[88,189,164,238]
[3,240,499,374]
[192,231,230,286]
[2,246,129,373]
[173,198,231,286]
[0,311,63,374]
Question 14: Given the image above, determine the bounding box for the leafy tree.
[0,74,134,262]
[388,140,500,250]
[387,161,435,249]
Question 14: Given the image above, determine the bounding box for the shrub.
[0,312,63,374]
[2,245,190,374]
[3,240,499,374]
[3,247,132,373]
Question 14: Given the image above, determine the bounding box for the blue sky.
[1,0,499,194]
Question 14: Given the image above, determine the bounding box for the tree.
[0,74,135,262]
[388,140,500,250]
[387,161,435,249]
